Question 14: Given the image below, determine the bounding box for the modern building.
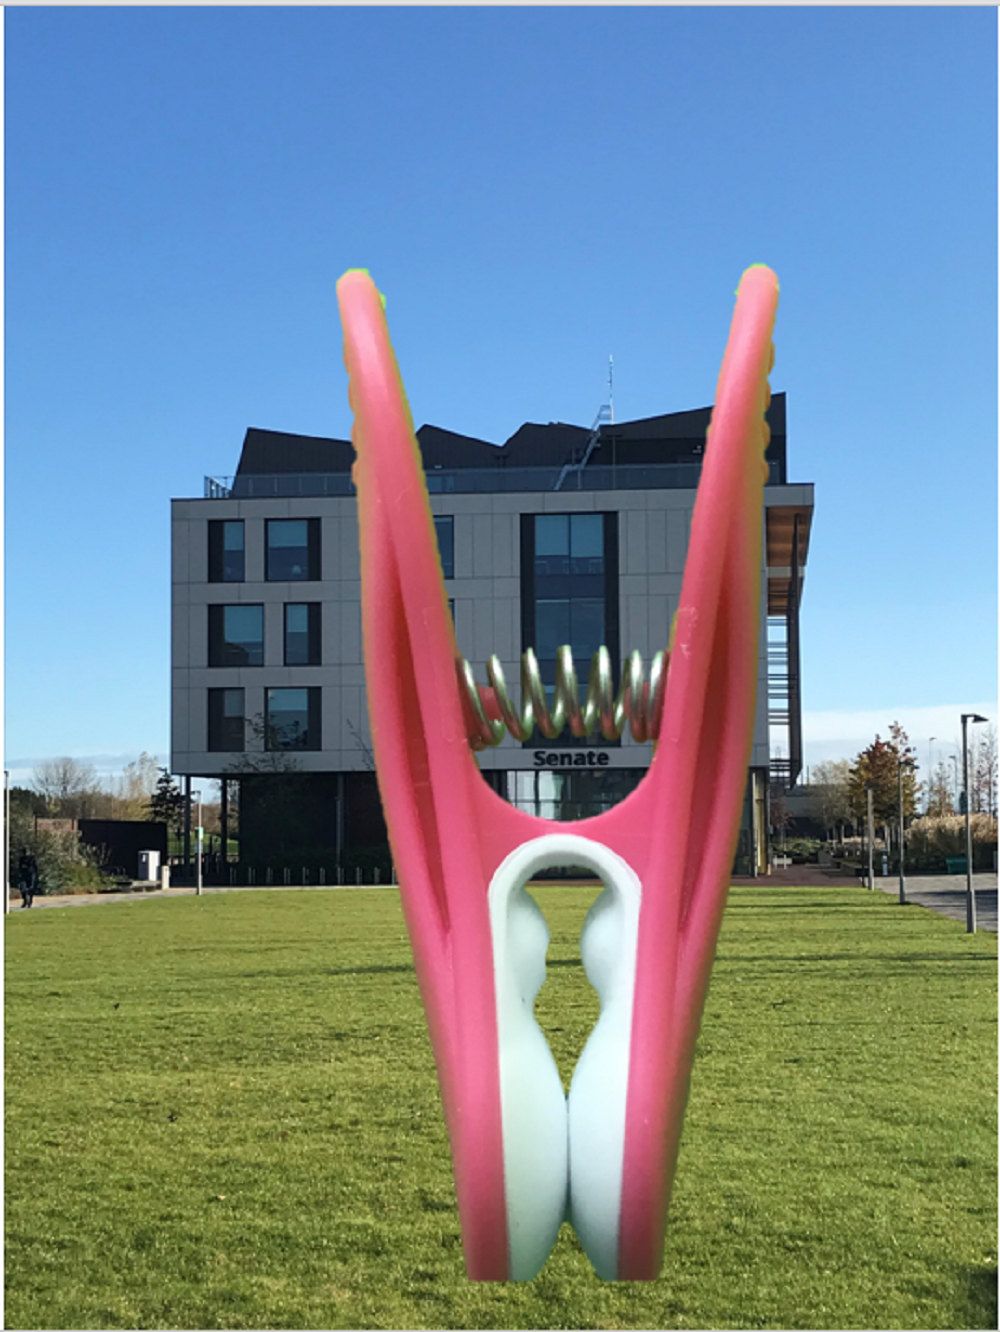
[171,392,813,875]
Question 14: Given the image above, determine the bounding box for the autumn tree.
[849,721,919,845]
[972,724,997,816]
[924,761,954,817]
[115,752,161,820]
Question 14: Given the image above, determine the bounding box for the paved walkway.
[872,872,998,932]
[8,869,998,932]
[732,863,998,932]
[6,881,385,912]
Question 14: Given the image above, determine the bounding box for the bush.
[8,819,107,896]
[905,814,998,873]
[781,836,822,864]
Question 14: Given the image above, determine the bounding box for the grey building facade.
[171,393,813,875]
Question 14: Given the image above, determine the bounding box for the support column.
[220,779,229,881]
[336,773,345,866]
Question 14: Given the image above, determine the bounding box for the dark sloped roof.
[500,422,592,469]
[415,424,501,469]
[234,392,786,479]
[236,428,355,476]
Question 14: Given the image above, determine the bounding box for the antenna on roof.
[608,355,614,425]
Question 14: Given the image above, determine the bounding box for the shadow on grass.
[962,1264,998,1329]
[321,958,592,977]
[323,963,415,977]
[719,952,997,965]
[726,902,889,911]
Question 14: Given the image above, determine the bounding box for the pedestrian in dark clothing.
[17,848,39,908]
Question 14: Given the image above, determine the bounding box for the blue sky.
[4,5,997,788]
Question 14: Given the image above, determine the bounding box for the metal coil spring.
[458,645,668,750]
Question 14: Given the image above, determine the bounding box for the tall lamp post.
[961,713,988,934]
[193,789,204,897]
[865,782,875,889]
[897,756,915,905]
[927,737,936,813]
[949,753,960,810]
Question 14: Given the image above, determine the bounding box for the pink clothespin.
[336,266,779,1282]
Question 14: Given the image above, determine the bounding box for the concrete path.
[872,872,998,933]
[6,881,386,912]
[729,863,999,932]
[8,870,998,933]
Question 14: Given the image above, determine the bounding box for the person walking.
[17,847,39,908]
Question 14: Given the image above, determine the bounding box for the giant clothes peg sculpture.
[336,265,779,1282]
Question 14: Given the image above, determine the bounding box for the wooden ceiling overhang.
[766,503,813,616]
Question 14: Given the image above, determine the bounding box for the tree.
[345,718,375,773]
[808,759,852,841]
[30,757,100,818]
[769,785,792,854]
[925,761,954,817]
[147,768,187,834]
[225,713,303,777]
[116,752,162,820]
[6,793,104,894]
[972,724,997,816]
[848,721,919,845]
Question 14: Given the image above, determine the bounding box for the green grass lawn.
[5,883,997,1330]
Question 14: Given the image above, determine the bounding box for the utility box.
[137,850,161,882]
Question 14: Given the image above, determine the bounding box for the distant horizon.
[7,697,997,795]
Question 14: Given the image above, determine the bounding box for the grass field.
[5,883,997,1330]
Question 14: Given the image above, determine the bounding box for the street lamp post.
[961,715,987,933]
[897,756,914,905]
[194,790,204,897]
[927,737,936,813]
[866,783,875,889]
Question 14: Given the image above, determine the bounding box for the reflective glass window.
[526,511,615,746]
[208,604,264,667]
[266,519,319,581]
[208,688,245,751]
[284,603,321,666]
[208,520,245,582]
[265,687,320,751]
[434,516,454,579]
[535,599,571,662]
[535,514,570,577]
[570,514,604,574]
[570,598,604,660]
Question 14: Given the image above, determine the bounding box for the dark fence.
[173,844,396,888]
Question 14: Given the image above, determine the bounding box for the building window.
[521,511,619,747]
[208,605,264,667]
[531,513,609,684]
[208,520,245,582]
[208,688,245,751]
[434,515,454,579]
[284,603,321,666]
[266,518,320,581]
[265,687,321,751]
